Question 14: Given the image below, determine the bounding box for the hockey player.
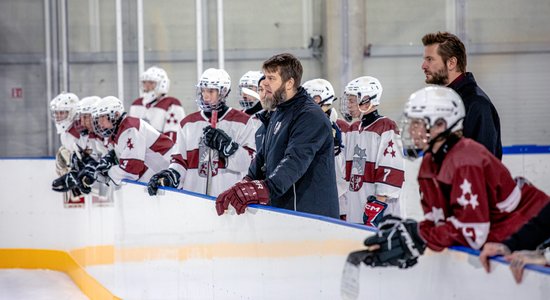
[238,70,264,116]
[129,66,185,141]
[303,78,348,219]
[80,96,176,187]
[342,86,549,270]
[50,92,85,196]
[215,53,339,218]
[147,68,256,197]
[340,76,404,226]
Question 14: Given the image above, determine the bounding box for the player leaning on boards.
[215,53,339,218]
[78,96,176,189]
[344,86,549,269]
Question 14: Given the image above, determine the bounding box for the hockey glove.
[216,180,270,215]
[147,168,181,196]
[55,146,72,176]
[203,126,239,157]
[52,171,80,192]
[77,164,97,192]
[363,196,388,227]
[332,122,344,156]
[361,215,426,269]
[96,150,118,176]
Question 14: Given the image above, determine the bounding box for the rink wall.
[0,147,549,299]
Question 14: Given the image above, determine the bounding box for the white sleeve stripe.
[496,184,521,213]
[447,216,490,250]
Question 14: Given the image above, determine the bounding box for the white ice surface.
[86,256,347,300]
[0,269,88,300]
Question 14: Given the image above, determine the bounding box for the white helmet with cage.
[196,68,231,112]
[141,66,170,104]
[92,96,125,138]
[340,76,383,120]
[302,78,336,106]
[400,86,465,159]
[238,70,263,110]
[75,96,101,134]
[50,92,80,134]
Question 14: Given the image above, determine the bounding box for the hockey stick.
[205,110,218,195]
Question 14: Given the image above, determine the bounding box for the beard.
[425,65,449,85]
[264,85,287,111]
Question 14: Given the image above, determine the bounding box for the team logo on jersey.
[457,178,479,209]
[198,137,219,177]
[349,145,367,191]
[383,140,396,157]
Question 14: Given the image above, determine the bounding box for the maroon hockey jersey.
[418,138,549,251]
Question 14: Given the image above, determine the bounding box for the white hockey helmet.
[238,70,264,110]
[75,96,101,134]
[400,86,465,159]
[141,66,170,104]
[196,68,231,112]
[92,96,125,138]
[50,92,79,134]
[341,76,383,120]
[303,78,336,106]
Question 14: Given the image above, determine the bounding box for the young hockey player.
[80,96,176,187]
[129,66,185,141]
[147,68,256,197]
[341,76,405,226]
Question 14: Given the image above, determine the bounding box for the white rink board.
[0,156,549,299]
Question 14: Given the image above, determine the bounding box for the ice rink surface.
[0,269,88,300]
[86,256,347,300]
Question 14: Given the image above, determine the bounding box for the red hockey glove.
[216,180,270,215]
[363,196,388,227]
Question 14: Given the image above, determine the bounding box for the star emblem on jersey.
[350,145,367,191]
[126,138,134,150]
[429,207,445,223]
[457,178,479,209]
[166,113,178,124]
[383,140,397,157]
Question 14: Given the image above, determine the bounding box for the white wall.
[0,158,549,299]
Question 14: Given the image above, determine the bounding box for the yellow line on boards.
[0,249,120,300]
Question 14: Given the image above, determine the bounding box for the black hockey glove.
[361,215,426,269]
[77,164,97,192]
[70,152,85,172]
[332,122,344,156]
[147,168,181,196]
[52,171,80,192]
[96,150,118,176]
[203,126,239,157]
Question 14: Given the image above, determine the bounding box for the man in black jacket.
[421,31,502,159]
[215,53,339,218]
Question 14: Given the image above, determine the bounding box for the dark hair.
[262,53,303,89]
[422,32,467,73]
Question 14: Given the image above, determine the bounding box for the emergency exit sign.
[11,87,23,98]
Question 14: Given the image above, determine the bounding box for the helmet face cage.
[238,71,263,110]
[341,76,382,120]
[50,92,79,133]
[399,115,430,160]
[92,96,125,138]
[141,66,170,104]
[303,79,336,106]
[75,96,101,134]
[400,86,465,159]
[196,68,231,112]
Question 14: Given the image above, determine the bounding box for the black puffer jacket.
[248,87,339,218]
[448,72,502,159]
